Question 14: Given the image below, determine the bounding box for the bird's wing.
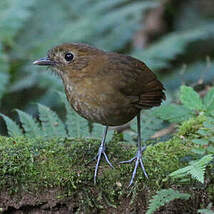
[104,53,166,109]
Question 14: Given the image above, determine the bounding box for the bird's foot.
[120,145,148,187]
[93,144,114,184]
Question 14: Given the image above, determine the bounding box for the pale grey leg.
[94,126,113,184]
[120,113,148,186]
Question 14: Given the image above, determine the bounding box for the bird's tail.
[138,79,166,109]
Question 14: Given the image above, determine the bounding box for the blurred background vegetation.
[1,0,214,140]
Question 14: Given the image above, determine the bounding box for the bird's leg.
[94,126,114,184]
[120,113,148,186]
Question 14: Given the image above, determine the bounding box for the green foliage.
[38,103,67,138]
[0,0,36,45]
[146,189,190,214]
[191,112,214,156]
[153,104,191,123]
[180,86,204,111]
[1,93,108,139]
[133,23,214,71]
[0,72,9,100]
[169,154,213,184]
[0,114,22,137]
[16,109,42,138]
[154,86,214,123]
[203,88,214,113]
[198,203,214,214]
[0,45,9,100]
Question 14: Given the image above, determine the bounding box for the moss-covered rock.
[0,115,213,213]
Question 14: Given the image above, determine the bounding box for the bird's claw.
[120,145,148,187]
[94,144,114,184]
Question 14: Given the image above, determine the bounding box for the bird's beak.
[33,57,55,66]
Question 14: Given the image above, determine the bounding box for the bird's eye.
[64,52,74,62]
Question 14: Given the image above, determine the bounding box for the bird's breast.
[63,78,138,126]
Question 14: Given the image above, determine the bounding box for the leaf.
[203,121,214,129]
[133,23,214,70]
[153,104,192,123]
[0,113,22,137]
[0,45,10,99]
[16,109,42,138]
[191,148,205,156]
[0,72,9,100]
[197,129,209,136]
[198,208,214,214]
[207,146,214,154]
[0,0,36,45]
[179,86,204,111]
[146,189,190,214]
[37,104,67,138]
[203,88,214,113]
[170,155,213,183]
[192,139,209,146]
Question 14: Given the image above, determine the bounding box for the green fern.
[0,45,10,100]
[0,0,36,45]
[203,88,214,113]
[146,189,190,214]
[1,92,107,139]
[163,61,214,91]
[133,23,214,70]
[153,104,192,123]
[169,154,213,184]
[16,109,42,138]
[198,203,214,214]
[192,113,214,156]
[154,86,214,123]
[0,72,9,100]
[38,104,66,138]
[0,114,22,137]
[180,86,204,111]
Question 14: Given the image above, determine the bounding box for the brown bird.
[33,43,165,186]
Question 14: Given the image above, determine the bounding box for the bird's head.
[33,43,105,79]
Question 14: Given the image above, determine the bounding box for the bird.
[33,43,165,186]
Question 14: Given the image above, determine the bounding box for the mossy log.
[0,116,213,213]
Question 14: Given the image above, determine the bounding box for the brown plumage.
[33,43,165,186]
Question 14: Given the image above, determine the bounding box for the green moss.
[0,115,211,210]
[177,114,205,137]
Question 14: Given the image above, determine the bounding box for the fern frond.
[153,104,192,123]
[146,189,190,214]
[198,203,214,214]
[16,109,42,138]
[133,23,214,70]
[0,113,22,137]
[170,154,213,183]
[0,0,36,45]
[0,45,9,99]
[38,104,67,138]
[203,88,214,113]
[179,86,204,111]
[0,72,9,100]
